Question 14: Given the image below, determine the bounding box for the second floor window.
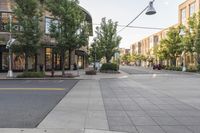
[45,17,59,34]
[181,8,186,24]
[189,3,195,17]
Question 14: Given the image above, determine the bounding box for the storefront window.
[2,52,8,70]
[45,48,52,70]
[13,54,25,70]
[45,48,61,70]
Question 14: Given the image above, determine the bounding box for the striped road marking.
[0,88,65,91]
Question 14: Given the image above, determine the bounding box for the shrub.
[197,64,200,72]
[17,72,45,78]
[85,70,96,75]
[100,63,118,71]
[164,66,182,71]
[186,68,197,72]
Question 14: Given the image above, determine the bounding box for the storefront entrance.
[45,48,61,71]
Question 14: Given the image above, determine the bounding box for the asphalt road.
[0,79,78,128]
[120,65,162,74]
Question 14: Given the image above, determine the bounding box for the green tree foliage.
[121,54,132,64]
[188,11,200,64]
[12,0,42,71]
[153,43,169,62]
[46,0,89,75]
[159,27,182,66]
[93,18,122,63]
[89,41,104,63]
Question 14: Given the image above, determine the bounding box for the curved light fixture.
[146,1,156,15]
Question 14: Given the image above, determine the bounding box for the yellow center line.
[0,88,65,91]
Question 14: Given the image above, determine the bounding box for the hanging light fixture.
[146,1,156,15]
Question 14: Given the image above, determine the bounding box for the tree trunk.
[197,54,200,65]
[106,56,110,63]
[171,58,176,66]
[25,55,29,72]
[61,51,65,76]
[35,54,37,72]
[68,49,72,70]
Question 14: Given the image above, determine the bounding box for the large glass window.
[181,8,186,24]
[189,3,195,17]
[45,48,61,70]
[13,54,25,70]
[45,17,59,34]
[2,52,8,70]
[45,48,52,70]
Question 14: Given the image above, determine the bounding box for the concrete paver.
[38,80,109,131]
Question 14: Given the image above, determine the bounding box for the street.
[0,80,78,128]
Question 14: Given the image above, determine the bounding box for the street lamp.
[118,0,156,33]
[146,1,157,15]
[6,15,16,78]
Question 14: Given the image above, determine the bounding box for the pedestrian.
[39,64,43,72]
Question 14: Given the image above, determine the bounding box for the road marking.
[0,88,65,91]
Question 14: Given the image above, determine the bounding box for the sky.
[79,0,185,49]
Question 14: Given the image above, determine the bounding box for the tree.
[12,0,42,71]
[93,18,122,63]
[89,41,104,64]
[188,11,200,64]
[160,27,182,66]
[46,0,89,75]
[153,43,169,64]
[121,54,132,65]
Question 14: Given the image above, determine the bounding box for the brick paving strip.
[100,78,200,133]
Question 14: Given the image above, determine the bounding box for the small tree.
[160,27,182,66]
[93,18,122,63]
[12,0,42,71]
[121,54,132,65]
[46,0,89,75]
[189,12,200,64]
[89,41,104,64]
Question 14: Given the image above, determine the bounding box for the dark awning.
[75,50,88,56]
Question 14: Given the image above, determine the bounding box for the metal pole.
[94,46,96,70]
[7,15,13,78]
[182,51,186,72]
[77,63,79,76]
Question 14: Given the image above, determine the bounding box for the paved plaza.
[0,66,200,133]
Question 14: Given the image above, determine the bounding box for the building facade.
[179,0,200,67]
[0,0,93,72]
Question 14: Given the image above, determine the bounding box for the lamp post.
[6,15,15,78]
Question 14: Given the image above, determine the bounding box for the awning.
[75,50,88,56]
